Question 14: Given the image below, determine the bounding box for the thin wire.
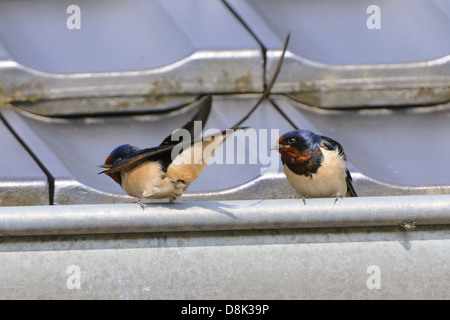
[269,97,299,130]
[232,33,290,129]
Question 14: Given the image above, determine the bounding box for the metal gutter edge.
[0,195,449,237]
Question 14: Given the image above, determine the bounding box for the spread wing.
[159,95,212,146]
[110,95,212,173]
[110,128,246,175]
[320,135,357,197]
[167,128,245,185]
[109,144,174,173]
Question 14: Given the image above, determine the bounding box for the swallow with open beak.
[99,96,243,208]
[99,34,291,208]
[274,130,357,203]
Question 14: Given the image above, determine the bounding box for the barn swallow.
[274,130,357,203]
[99,95,245,208]
[99,34,290,208]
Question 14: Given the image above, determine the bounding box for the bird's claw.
[299,195,311,206]
[134,198,145,210]
[332,194,344,205]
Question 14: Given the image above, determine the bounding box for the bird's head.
[98,144,140,184]
[273,130,321,165]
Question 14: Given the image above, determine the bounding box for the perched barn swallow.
[274,130,357,202]
[99,96,242,208]
[99,34,291,208]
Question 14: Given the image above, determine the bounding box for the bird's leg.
[134,198,145,210]
[332,194,344,205]
[168,196,177,203]
[299,194,310,206]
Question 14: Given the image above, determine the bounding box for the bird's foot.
[168,197,177,203]
[299,195,311,206]
[332,194,344,205]
[134,198,145,210]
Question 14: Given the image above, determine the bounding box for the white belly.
[283,148,348,198]
[121,161,186,201]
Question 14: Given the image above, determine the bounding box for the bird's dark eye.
[288,138,296,144]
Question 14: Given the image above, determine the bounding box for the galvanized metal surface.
[0,226,449,299]
[0,0,449,206]
[227,0,450,107]
[2,94,449,206]
[269,96,450,187]
[0,196,449,299]
[1,0,448,113]
[0,1,449,300]
[0,117,48,206]
[228,0,450,64]
[0,0,263,114]
[0,195,449,236]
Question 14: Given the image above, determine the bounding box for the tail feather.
[346,170,358,197]
[167,127,247,185]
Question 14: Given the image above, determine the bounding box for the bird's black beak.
[273,136,291,151]
[271,143,281,151]
[272,142,290,151]
[98,164,111,175]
